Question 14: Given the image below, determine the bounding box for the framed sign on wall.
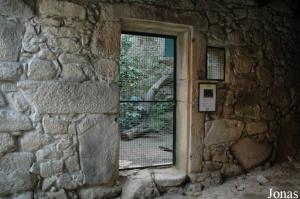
[206,47,225,80]
[199,83,216,112]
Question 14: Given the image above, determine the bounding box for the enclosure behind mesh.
[206,47,225,80]
[119,33,176,169]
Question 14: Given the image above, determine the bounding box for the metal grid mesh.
[206,47,225,80]
[119,33,175,169]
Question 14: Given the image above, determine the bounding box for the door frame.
[120,31,177,167]
[120,18,195,172]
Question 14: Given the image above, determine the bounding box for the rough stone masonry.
[0,0,299,198]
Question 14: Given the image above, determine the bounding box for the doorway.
[119,32,176,169]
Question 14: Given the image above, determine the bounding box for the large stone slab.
[153,168,187,187]
[78,114,119,185]
[204,119,244,146]
[18,81,119,114]
[0,110,32,132]
[0,152,35,195]
[38,0,86,20]
[121,170,160,199]
[0,17,24,61]
[0,0,34,18]
[231,138,272,170]
[0,62,22,81]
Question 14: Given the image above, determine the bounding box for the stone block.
[0,133,16,154]
[227,30,244,45]
[65,155,80,172]
[0,152,35,195]
[0,17,24,61]
[38,0,86,20]
[257,66,273,87]
[78,185,122,199]
[42,176,57,191]
[235,55,255,74]
[0,92,6,107]
[13,192,33,199]
[235,104,260,120]
[221,164,243,177]
[20,131,51,152]
[94,59,119,82]
[46,189,68,199]
[36,145,62,162]
[121,170,160,199]
[204,119,244,146]
[188,171,223,188]
[56,137,72,152]
[28,59,57,80]
[0,62,22,81]
[48,38,81,53]
[42,117,69,135]
[18,81,119,114]
[61,64,86,82]
[40,160,63,178]
[0,0,33,18]
[0,110,32,132]
[231,138,272,170]
[246,121,268,135]
[153,168,187,187]
[11,92,30,112]
[211,146,228,163]
[209,25,226,41]
[91,21,121,59]
[78,114,119,185]
[202,161,223,172]
[58,53,89,64]
[57,172,83,190]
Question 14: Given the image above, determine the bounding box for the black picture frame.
[206,46,226,81]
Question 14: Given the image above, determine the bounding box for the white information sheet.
[199,84,216,112]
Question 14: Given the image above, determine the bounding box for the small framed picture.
[199,84,216,112]
[206,47,225,80]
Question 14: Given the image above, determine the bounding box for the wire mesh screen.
[119,33,175,169]
[206,47,225,80]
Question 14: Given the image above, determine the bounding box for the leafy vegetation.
[119,34,174,133]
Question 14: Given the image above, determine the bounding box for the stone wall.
[0,0,120,198]
[0,0,299,198]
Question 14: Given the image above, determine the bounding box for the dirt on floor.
[120,132,173,169]
[157,161,300,199]
[119,134,300,198]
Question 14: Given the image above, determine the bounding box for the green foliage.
[119,35,174,132]
[120,102,145,129]
[120,35,145,129]
[149,102,173,130]
[120,35,143,100]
